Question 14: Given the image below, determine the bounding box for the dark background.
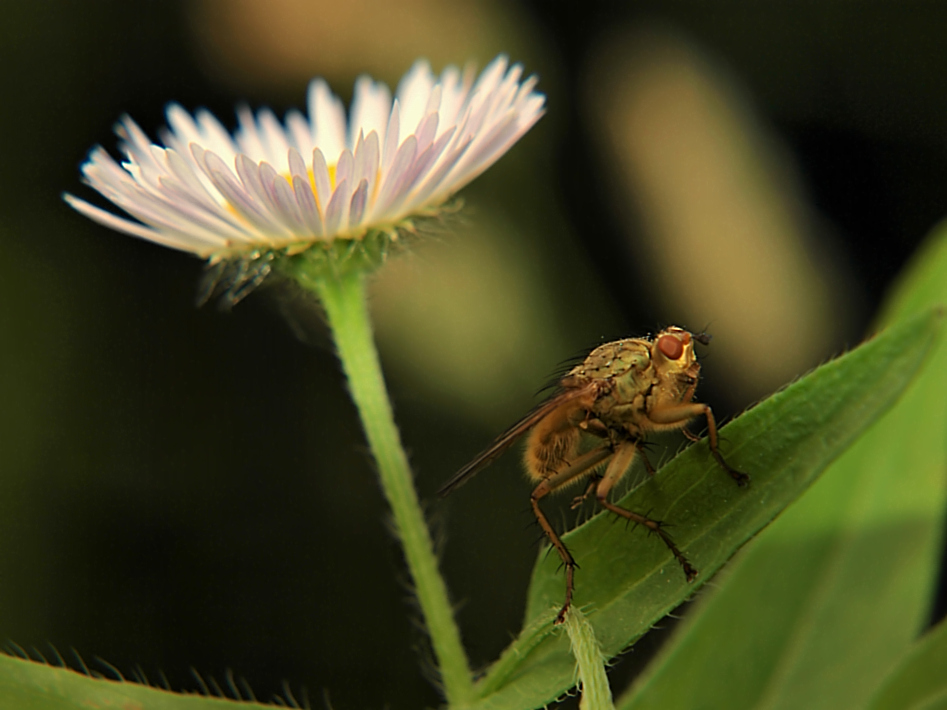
[2,2,946,708]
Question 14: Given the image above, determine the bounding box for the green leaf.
[616,226,947,710]
[0,653,276,709]
[868,616,947,710]
[466,304,942,710]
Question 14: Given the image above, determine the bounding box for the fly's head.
[651,327,701,384]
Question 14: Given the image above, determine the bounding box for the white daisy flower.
[65,55,544,262]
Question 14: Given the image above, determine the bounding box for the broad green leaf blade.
[617,227,947,710]
[467,306,941,710]
[0,653,275,710]
[868,616,947,710]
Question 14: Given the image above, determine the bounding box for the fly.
[438,326,748,624]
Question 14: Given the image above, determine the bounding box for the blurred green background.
[2,2,947,708]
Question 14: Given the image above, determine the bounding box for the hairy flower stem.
[309,268,475,707]
[563,607,615,710]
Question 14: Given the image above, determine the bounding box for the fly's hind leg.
[531,445,613,624]
[595,440,698,581]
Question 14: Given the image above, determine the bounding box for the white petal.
[336,149,354,189]
[205,166,279,236]
[287,147,308,181]
[163,148,226,211]
[194,108,240,158]
[414,112,438,155]
[437,66,469,126]
[399,127,456,211]
[116,115,163,176]
[286,110,314,156]
[353,130,380,197]
[382,100,401,172]
[155,163,249,236]
[65,194,200,251]
[384,130,451,216]
[311,148,332,209]
[267,170,308,235]
[85,169,233,246]
[151,182,250,242]
[293,174,324,237]
[323,177,350,235]
[441,114,517,193]
[375,134,417,215]
[164,105,203,145]
[349,179,369,228]
[257,108,291,171]
[235,105,266,161]
[349,75,392,149]
[396,59,435,141]
[156,176,250,239]
[407,133,473,207]
[473,54,509,96]
[234,154,270,211]
[309,79,346,164]
[201,149,285,237]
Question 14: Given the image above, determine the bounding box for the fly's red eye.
[657,334,684,360]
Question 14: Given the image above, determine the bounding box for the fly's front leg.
[531,445,613,624]
[577,415,610,440]
[648,403,750,486]
[595,441,698,581]
[681,428,701,443]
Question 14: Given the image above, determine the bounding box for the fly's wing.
[437,387,592,498]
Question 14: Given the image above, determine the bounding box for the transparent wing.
[437,387,593,498]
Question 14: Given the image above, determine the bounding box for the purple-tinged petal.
[311,148,331,209]
[287,147,308,181]
[336,149,354,190]
[293,175,323,237]
[323,177,349,235]
[375,135,417,215]
[353,130,380,197]
[348,179,368,228]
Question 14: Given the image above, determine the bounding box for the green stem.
[309,269,475,707]
[563,607,615,710]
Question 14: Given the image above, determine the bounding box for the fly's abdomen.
[523,404,582,481]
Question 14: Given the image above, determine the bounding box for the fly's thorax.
[571,338,652,382]
[566,341,648,430]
